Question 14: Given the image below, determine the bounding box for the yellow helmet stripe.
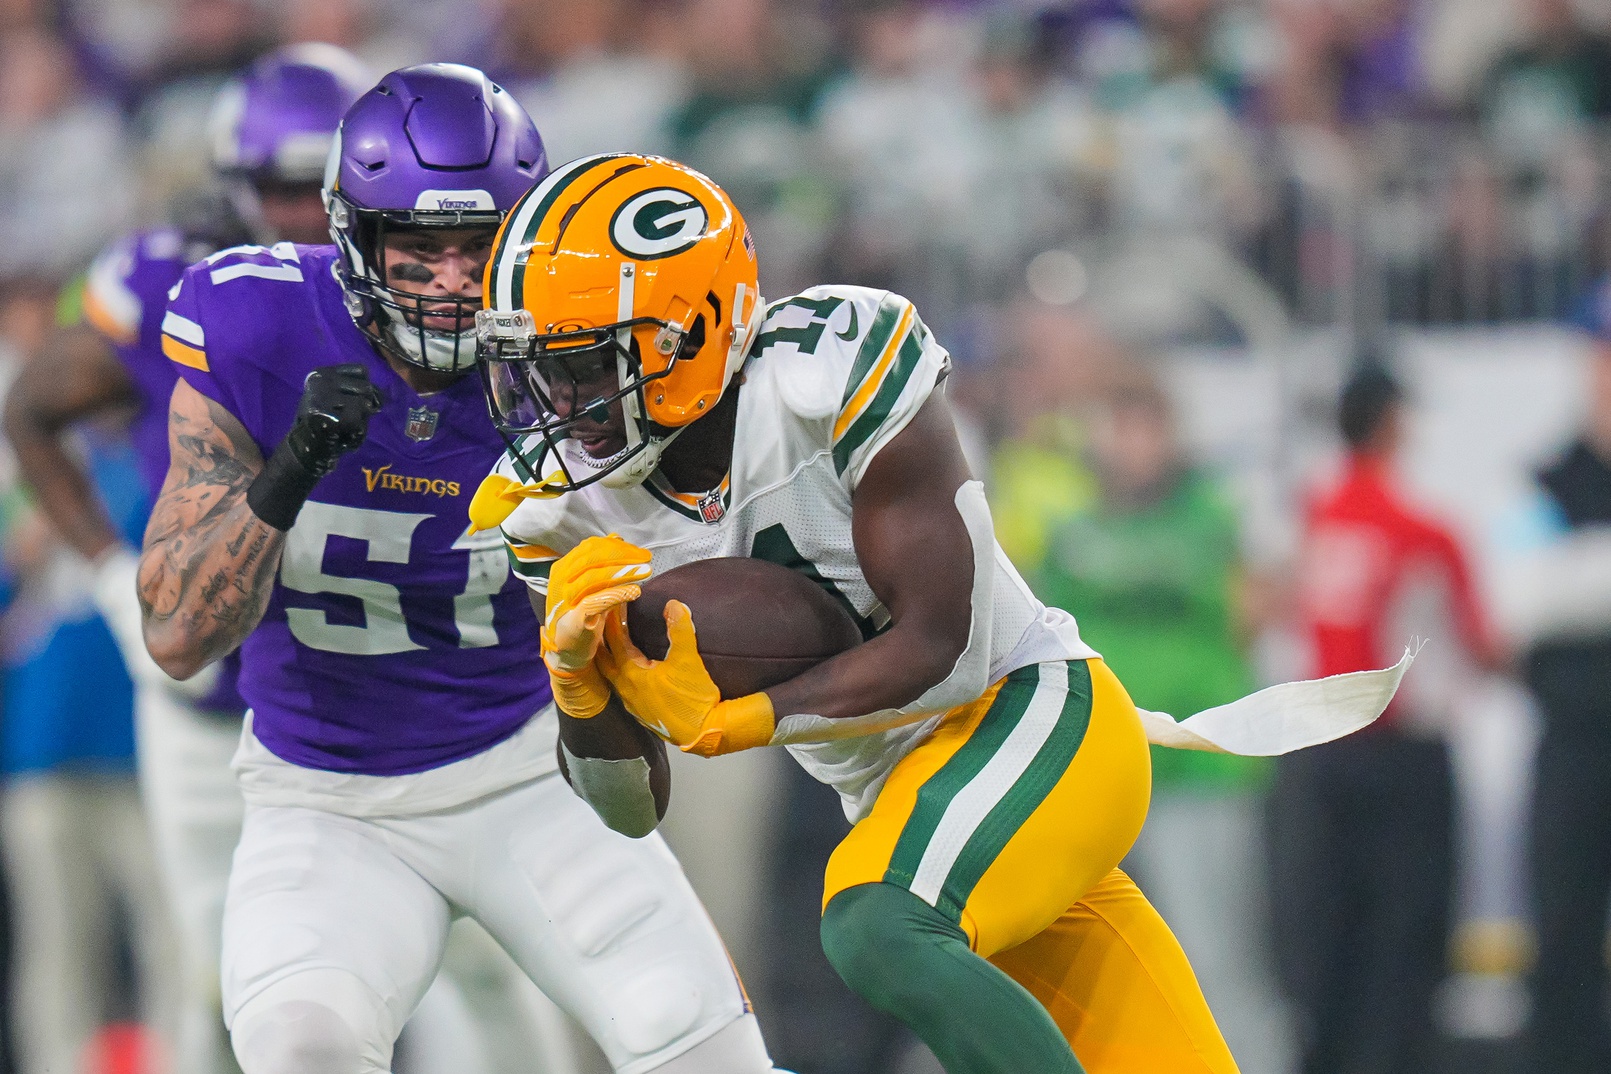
[490,153,635,312]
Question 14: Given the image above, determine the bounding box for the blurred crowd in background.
[0,0,1609,1073]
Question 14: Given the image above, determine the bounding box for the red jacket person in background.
[1271,363,1501,1074]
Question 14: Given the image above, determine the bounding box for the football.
[626,557,864,697]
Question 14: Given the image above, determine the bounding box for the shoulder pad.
[198,242,308,287]
[749,285,951,485]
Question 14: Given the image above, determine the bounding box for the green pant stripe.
[933,660,1094,920]
[884,664,1042,890]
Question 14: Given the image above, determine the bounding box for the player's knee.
[230,970,393,1074]
[821,883,961,1013]
[649,1013,791,1073]
[233,1000,366,1074]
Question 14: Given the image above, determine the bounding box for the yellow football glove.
[597,600,775,757]
[543,535,653,718]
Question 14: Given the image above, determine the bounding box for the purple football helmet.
[208,44,372,240]
[323,63,548,374]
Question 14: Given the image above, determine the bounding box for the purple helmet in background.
[208,44,372,239]
[323,63,548,374]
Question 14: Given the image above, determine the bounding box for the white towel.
[1136,644,1419,755]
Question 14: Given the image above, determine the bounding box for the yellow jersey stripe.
[833,304,914,442]
[659,473,730,508]
[161,334,209,371]
[506,541,560,563]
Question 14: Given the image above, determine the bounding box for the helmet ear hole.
[678,315,706,364]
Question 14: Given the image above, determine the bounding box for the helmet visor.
[475,310,678,436]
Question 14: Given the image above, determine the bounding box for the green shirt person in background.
[993,361,1290,1074]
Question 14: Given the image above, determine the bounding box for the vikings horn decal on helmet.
[476,154,763,493]
[324,63,548,374]
[208,44,372,242]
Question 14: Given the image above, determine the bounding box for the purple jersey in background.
[82,227,247,716]
[163,243,551,775]
[82,229,205,505]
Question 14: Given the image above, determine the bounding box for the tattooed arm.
[138,379,281,679]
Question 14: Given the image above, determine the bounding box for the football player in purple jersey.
[3,44,369,1074]
[135,64,787,1074]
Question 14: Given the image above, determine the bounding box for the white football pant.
[135,683,246,1074]
[222,769,780,1074]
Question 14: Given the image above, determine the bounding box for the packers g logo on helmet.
[477,154,762,494]
[610,188,708,259]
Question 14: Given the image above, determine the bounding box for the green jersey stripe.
[930,661,1093,920]
[833,323,925,475]
[839,295,906,408]
[884,664,1042,890]
[506,553,553,582]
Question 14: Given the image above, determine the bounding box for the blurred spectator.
[982,301,1117,568]
[0,28,135,281]
[0,284,178,1074]
[1264,0,1429,128]
[134,0,273,204]
[1477,0,1611,147]
[1271,362,1502,1074]
[495,0,689,165]
[815,0,977,295]
[818,6,1101,306]
[1492,276,1611,1074]
[0,458,178,1074]
[1022,362,1287,1074]
[663,0,836,296]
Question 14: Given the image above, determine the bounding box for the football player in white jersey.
[470,155,1245,1074]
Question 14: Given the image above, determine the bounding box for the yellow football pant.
[823,658,1238,1074]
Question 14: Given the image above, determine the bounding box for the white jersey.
[497,285,1095,819]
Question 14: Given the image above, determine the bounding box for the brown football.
[626,557,864,697]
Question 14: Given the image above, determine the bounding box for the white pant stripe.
[908,660,1069,907]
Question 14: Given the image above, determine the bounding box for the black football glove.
[284,364,385,476]
[247,364,384,530]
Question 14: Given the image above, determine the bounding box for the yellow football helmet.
[476,153,762,491]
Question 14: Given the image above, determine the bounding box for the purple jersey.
[163,243,551,775]
[83,228,247,716]
[82,229,198,503]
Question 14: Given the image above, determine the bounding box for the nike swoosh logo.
[836,303,859,341]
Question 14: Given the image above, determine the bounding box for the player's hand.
[544,535,652,672]
[543,535,652,718]
[286,364,384,476]
[597,601,775,757]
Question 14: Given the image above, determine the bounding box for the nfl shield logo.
[405,406,439,442]
[697,491,725,524]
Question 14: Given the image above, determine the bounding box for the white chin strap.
[560,425,685,490]
[387,319,475,373]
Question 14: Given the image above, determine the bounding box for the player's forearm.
[2,328,136,561]
[2,411,121,561]
[556,697,671,837]
[764,620,966,723]
[139,493,284,678]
